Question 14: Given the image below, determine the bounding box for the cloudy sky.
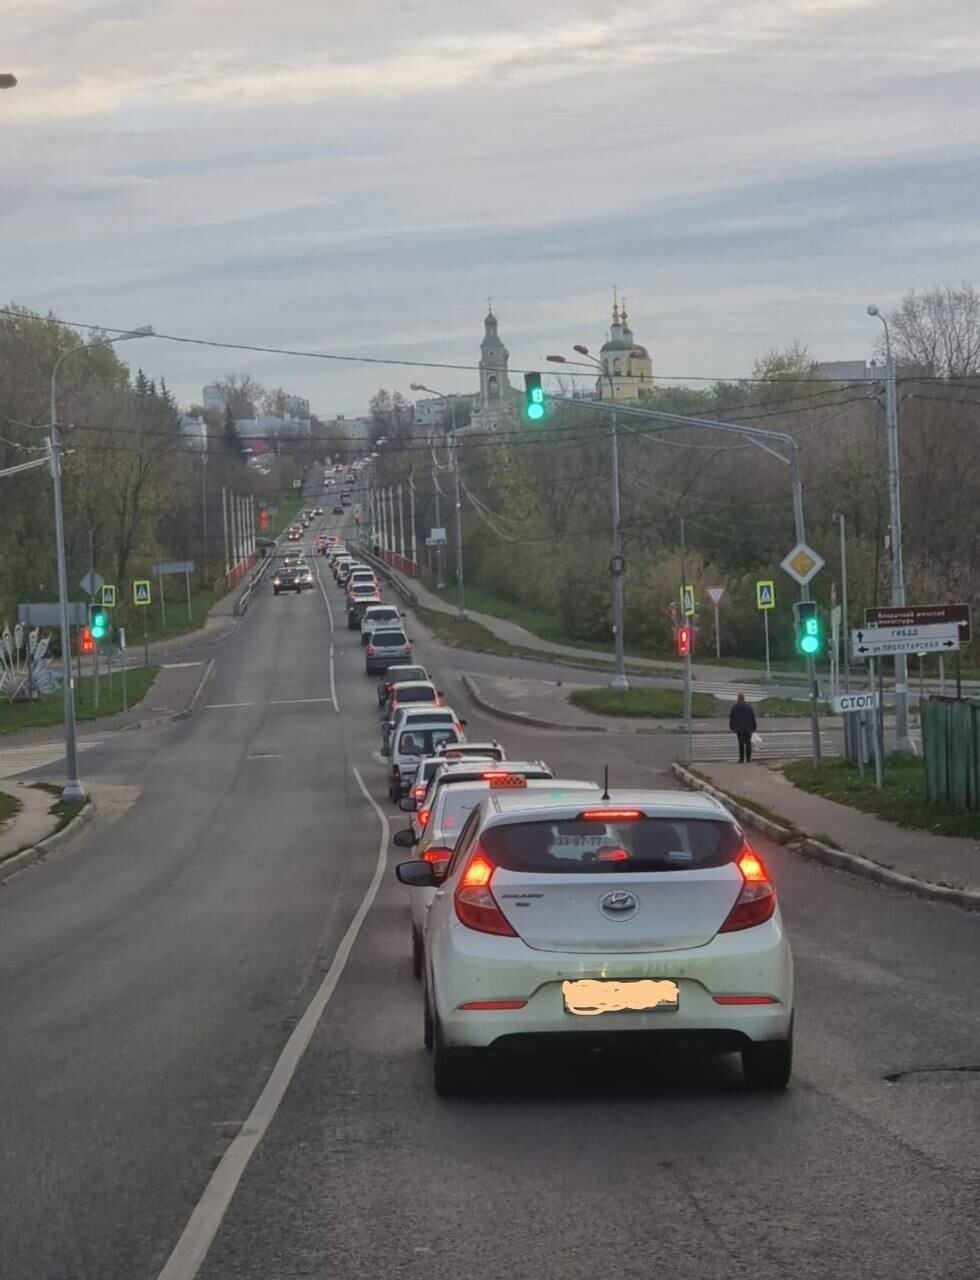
[3,0,978,415]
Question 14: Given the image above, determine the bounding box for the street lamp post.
[548,346,634,692]
[411,383,464,618]
[867,303,910,748]
[49,325,153,798]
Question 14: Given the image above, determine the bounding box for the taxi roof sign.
[485,772,528,788]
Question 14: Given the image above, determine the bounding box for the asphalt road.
[1,504,978,1280]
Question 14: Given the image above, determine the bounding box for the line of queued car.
[324,534,795,1098]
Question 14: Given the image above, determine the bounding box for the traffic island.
[0,781,94,883]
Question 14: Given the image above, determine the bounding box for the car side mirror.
[393,828,417,848]
[459,719,468,727]
[398,796,416,812]
[437,690,444,698]
[395,860,435,887]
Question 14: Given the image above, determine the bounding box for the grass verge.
[569,687,718,719]
[0,666,160,735]
[757,696,832,717]
[0,789,24,824]
[31,781,90,833]
[783,755,980,840]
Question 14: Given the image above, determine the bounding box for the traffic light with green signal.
[793,601,822,657]
[523,372,547,423]
[89,605,109,642]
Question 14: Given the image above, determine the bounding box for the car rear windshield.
[480,817,742,873]
[385,668,425,683]
[394,685,436,702]
[398,728,459,756]
[374,631,408,647]
[366,610,399,622]
[432,785,491,838]
[352,583,378,595]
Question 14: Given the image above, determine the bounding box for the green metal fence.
[921,697,980,811]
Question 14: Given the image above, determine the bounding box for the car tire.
[423,980,434,1049]
[412,928,424,980]
[741,1028,793,1091]
[432,1017,478,1097]
[273,588,280,595]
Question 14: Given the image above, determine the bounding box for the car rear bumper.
[431,922,793,1049]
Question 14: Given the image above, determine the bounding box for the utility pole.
[397,483,405,559]
[432,443,445,588]
[451,406,466,620]
[609,401,628,691]
[408,472,417,568]
[222,486,231,575]
[868,303,910,749]
[680,516,693,760]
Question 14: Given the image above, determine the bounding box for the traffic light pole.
[551,395,823,770]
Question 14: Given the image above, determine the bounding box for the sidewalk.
[678,760,979,907]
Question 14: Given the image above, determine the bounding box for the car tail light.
[457,999,527,1011]
[453,722,462,735]
[421,846,452,864]
[404,643,412,654]
[719,846,776,933]
[578,808,644,821]
[417,808,431,828]
[392,765,400,779]
[366,644,375,656]
[454,850,516,936]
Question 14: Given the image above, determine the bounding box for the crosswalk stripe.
[0,737,107,780]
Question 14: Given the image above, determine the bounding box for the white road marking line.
[204,703,253,709]
[314,559,340,713]
[162,661,205,669]
[269,697,333,705]
[246,753,284,760]
[155,765,389,1280]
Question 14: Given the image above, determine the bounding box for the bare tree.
[888,285,980,377]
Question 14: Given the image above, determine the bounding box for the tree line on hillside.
[0,307,343,636]
[368,285,980,664]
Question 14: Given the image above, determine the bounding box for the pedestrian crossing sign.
[100,584,116,608]
[756,580,775,611]
[133,579,151,606]
[680,584,696,617]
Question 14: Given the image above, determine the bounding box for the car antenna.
[601,765,610,801]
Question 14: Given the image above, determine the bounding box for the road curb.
[670,763,795,844]
[171,658,216,722]
[671,762,980,911]
[0,795,96,885]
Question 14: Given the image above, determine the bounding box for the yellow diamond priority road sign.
[780,541,825,588]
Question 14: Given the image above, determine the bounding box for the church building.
[469,306,517,431]
[597,295,654,402]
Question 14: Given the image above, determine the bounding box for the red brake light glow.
[458,999,527,1011]
[485,772,527,789]
[422,846,452,864]
[417,808,431,828]
[720,845,776,933]
[597,847,629,862]
[579,808,644,822]
[454,849,517,936]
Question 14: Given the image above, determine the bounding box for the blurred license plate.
[562,978,679,1016]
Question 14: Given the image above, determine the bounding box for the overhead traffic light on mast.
[523,372,547,423]
[793,601,822,657]
[89,605,109,641]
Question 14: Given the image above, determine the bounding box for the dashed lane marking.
[155,765,389,1280]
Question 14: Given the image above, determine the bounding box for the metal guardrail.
[352,545,419,608]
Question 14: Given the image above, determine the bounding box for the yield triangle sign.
[706,586,726,606]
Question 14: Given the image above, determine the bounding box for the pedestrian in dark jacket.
[729,693,757,762]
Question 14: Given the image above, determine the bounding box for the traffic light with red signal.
[79,626,95,655]
[676,625,692,657]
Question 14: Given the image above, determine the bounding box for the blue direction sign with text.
[756,580,776,610]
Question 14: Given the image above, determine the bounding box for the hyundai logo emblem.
[599,889,639,921]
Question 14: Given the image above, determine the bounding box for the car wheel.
[412,928,424,980]
[741,1027,793,1091]
[273,588,279,595]
[432,1017,478,1097]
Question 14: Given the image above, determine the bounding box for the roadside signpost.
[833,691,879,714]
[851,623,960,660]
[152,560,195,627]
[80,570,104,599]
[706,586,726,658]
[866,603,971,697]
[133,579,151,665]
[756,580,775,679]
[779,542,825,588]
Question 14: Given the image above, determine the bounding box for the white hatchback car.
[396,789,794,1096]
